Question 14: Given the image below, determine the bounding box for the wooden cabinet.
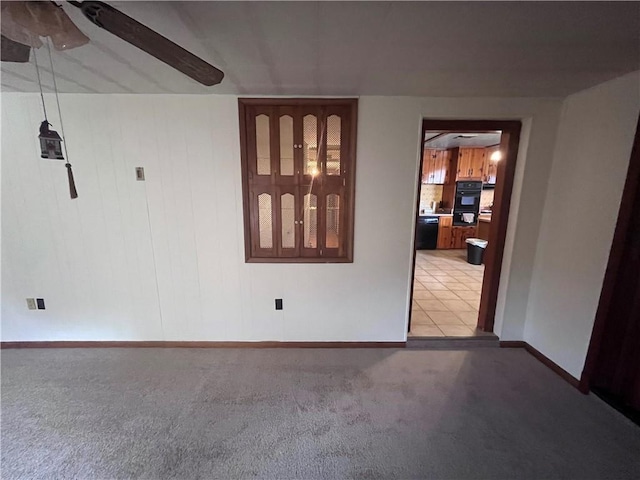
[483,146,499,185]
[240,99,356,262]
[477,218,491,241]
[422,149,449,184]
[437,217,476,249]
[456,147,485,180]
[451,226,477,249]
[440,149,452,184]
[437,216,452,249]
[422,148,435,183]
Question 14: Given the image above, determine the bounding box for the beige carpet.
[2,347,639,479]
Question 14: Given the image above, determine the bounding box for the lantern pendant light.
[33,40,78,199]
[38,120,64,159]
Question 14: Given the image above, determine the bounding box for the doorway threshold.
[407,334,498,349]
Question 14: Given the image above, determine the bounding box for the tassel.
[65,163,78,199]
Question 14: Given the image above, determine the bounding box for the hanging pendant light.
[38,120,64,159]
[33,40,78,198]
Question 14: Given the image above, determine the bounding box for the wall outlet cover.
[275,299,283,310]
[135,167,145,181]
[36,298,45,310]
[26,298,36,310]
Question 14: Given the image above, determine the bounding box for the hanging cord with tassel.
[46,38,78,199]
[33,48,48,122]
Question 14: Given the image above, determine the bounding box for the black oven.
[453,181,482,226]
[454,191,481,211]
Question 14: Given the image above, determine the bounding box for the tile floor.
[409,249,485,337]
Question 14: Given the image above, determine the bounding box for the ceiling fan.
[1,1,224,86]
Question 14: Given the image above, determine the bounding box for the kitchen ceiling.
[424,132,502,149]
[2,1,639,97]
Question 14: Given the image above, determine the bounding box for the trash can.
[466,238,488,265]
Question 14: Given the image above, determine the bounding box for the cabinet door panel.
[435,151,443,184]
[277,186,299,257]
[300,184,320,257]
[470,149,485,179]
[250,186,277,257]
[457,148,472,179]
[422,148,430,183]
[315,183,345,258]
[437,216,453,249]
[484,146,499,184]
[423,149,436,184]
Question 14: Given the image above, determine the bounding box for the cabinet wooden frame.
[238,98,358,263]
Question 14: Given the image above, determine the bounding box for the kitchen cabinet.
[437,216,452,249]
[440,149,452,184]
[456,147,485,180]
[483,146,499,185]
[477,216,491,241]
[422,149,449,184]
[422,148,435,183]
[437,217,476,249]
[451,226,477,249]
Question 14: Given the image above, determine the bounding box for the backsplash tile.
[419,184,443,213]
[419,184,495,214]
[481,188,495,209]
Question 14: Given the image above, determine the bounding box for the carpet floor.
[2,347,639,479]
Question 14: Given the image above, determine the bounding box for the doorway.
[580,115,640,425]
[408,120,521,337]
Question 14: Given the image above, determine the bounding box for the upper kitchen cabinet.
[483,145,499,185]
[439,149,452,184]
[455,147,485,180]
[422,148,435,183]
[422,148,449,184]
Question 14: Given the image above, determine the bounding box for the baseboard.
[0,340,406,349]
[500,340,581,390]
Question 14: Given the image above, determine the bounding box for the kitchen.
[410,131,503,337]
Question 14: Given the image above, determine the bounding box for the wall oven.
[453,181,482,226]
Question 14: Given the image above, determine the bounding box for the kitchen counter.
[419,212,453,217]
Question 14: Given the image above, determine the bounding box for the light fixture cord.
[46,38,77,199]
[45,38,70,162]
[33,47,48,121]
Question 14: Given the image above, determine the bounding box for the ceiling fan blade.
[70,1,224,86]
[1,35,31,62]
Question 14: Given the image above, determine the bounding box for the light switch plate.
[26,298,36,310]
[135,167,145,181]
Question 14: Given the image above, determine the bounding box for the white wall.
[1,93,562,342]
[524,71,640,379]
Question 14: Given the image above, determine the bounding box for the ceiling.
[2,1,639,97]
[424,132,501,149]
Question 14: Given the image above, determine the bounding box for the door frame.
[579,114,640,394]
[409,120,522,333]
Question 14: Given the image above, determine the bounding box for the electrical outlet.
[275,299,283,310]
[135,167,145,181]
[36,298,45,310]
[26,298,36,310]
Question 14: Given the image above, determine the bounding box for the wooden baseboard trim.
[0,341,406,349]
[500,340,580,390]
